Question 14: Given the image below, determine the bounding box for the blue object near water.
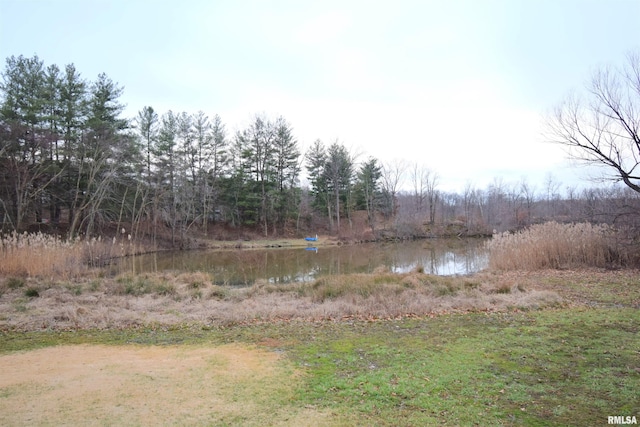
[305,234,318,242]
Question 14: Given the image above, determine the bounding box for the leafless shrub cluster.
[486,221,623,270]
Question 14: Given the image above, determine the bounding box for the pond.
[110,238,488,286]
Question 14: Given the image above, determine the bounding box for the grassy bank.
[0,269,569,330]
[3,267,639,331]
[1,306,637,426]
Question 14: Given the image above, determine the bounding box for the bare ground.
[0,343,333,426]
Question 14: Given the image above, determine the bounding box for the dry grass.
[0,344,332,426]
[0,231,146,278]
[0,270,568,331]
[486,221,621,271]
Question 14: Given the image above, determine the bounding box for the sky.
[1,0,639,193]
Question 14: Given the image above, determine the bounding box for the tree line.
[1,54,639,245]
[0,55,392,242]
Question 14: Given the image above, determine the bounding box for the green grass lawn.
[2,306,637,426]
[287,308,639,426]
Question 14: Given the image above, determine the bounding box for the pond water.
[110,238,488,286]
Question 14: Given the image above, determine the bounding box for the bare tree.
[462,182,476,232]
[410,162,427,215]
[547,50,640,194]
[425,170,439,225]
[380,159,407,221]
[519,177,536,226]
[544,173,561,218]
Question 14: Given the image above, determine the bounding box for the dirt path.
[0,344,331,426]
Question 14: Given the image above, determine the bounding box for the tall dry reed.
[0,231,139,278]
[486,221,618,271]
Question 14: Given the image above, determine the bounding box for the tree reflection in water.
[111,239,488,286]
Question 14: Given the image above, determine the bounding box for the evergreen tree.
[0,55,59,230]
[59,64,87,161]
[135,106,158,181]
[68,72,133,237]
[155,110,180,244]
[305,139,328,215]
[323,142,354,232]
[42,64,61,161]
[237,115,276,234]
[57,63,88,226]
[208,113,227,224]
[356,157,382,232]
[271,116,300,232]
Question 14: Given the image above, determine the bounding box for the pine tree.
[155,110,180,244]
[135,106,158,181]
[271,116,300,232]
[68,72,133,237]
[305,139,328,216]
[356,157,382,233]
[0,55,59,230]
[323,142,354,232]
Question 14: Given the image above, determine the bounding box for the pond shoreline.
[149,230,492,253]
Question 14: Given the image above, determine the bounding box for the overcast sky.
[1,0,639,192]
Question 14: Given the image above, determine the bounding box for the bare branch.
[546,49,640,194]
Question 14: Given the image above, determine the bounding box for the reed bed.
[0,231,142,278]
[486,221,620,271]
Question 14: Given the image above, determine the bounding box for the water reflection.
[110,239,488,286]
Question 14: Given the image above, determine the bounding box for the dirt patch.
[0,344,332,426]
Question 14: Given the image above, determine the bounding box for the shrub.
[89,280,101,292]
[307,276,380,302]
[155,282,177,296]
[177,272,212,289]
[66,284,83,296]
[494,284,511,294]
[7,277,25,289]
[209,285,229,300]
[115,275,150,296]
[114,274,176,296]
[486,221,620,271]
[24,287,40,298]
[434,282,457,297]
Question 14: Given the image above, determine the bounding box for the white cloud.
[295,11,351,45]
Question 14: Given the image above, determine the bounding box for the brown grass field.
[0,268,571,331]
[0,343,331,426]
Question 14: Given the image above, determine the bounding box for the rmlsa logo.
[608,416,638,425]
